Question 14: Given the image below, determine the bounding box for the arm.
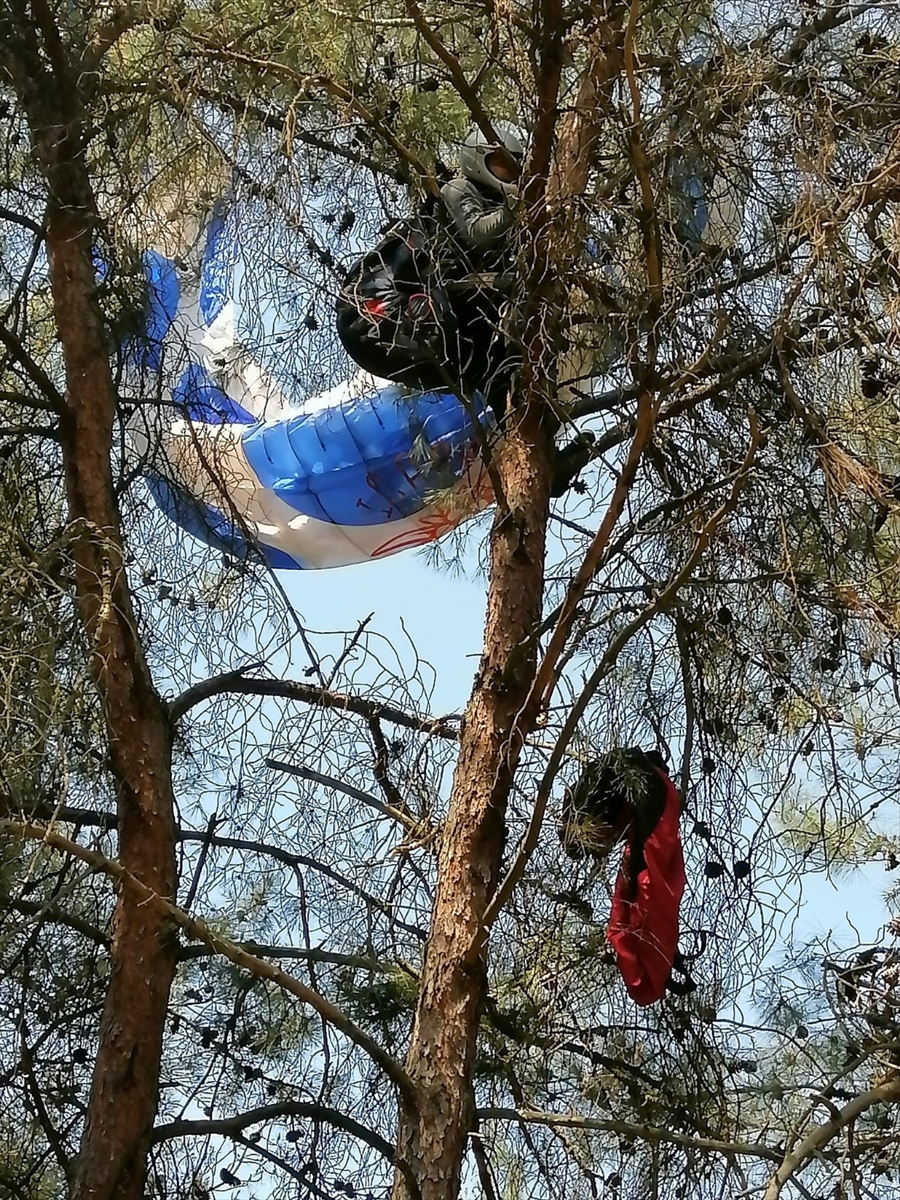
[441,179,513,250]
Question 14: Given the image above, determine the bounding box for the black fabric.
[550,433,597,498]
[335,218,458,390]
[335,212,517,414]
[559,748,671,885]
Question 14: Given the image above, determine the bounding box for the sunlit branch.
[1,819,418,1103]
[477,1106,784,1164]
[763,1080,900,1200]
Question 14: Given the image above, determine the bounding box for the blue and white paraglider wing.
[123,197,496,570]
[670,127,750,254]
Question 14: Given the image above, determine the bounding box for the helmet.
[458,121,526,198]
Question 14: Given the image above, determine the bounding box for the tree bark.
[52,198,179,1200]
[3,12,179,1200]
[391,3,567,1195]
[392,410,554,1198]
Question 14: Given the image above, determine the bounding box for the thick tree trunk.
[391,8,566,1194]
[49,200,179,1200]
[393,403,554,1200]
[4,17,179,1198]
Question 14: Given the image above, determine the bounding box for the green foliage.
[339,965,418,1025]
[777,797,897,871]
[6,0,900,1197]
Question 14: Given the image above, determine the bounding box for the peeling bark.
[391,2,570,1194]
[3,12,178,1199]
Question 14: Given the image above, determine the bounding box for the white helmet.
[458,121,526,198]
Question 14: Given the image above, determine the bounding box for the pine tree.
[3,2,900,1199]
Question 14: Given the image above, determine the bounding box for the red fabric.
[607,769,685,1005]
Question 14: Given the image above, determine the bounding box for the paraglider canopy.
[123,195,497,571]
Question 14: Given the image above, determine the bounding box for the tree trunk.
[391,9,566,1195]
[393,403,554,1200]
[3,16,179,1199]
[50,199,179,1200]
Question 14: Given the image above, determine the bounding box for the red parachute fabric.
[607,768,685,1005]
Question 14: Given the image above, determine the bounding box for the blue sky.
[276,520,895,963]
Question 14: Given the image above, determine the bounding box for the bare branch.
[0,325,65,412]
[177,943,393,971]
[154,1101,424,1200]
[267,758,426,834]
[1,820,418,1103]
[0,204,44,236]
[169,669,460,739]
[2,801,428,941]
[1,892,109,947]
[153,1100,396,1165]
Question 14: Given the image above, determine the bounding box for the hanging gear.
[560,747,686,1006]
[335,213,517,413]
[335,217,460,392]
[560,747,670,865]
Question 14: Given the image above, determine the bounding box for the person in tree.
[336,121,596,494]
[334,217,456,391]
[335,122,523,405]
[441,121,524,257]
[436,122,525,408]
[560,747,689,1004]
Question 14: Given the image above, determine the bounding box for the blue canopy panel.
[241,386,491,528]
[671,166,710,246]
[145,474,307,570]
[199,200,237,326]
[172,363,256,426]
[122,250,181,374]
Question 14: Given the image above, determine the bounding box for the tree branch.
[477,1107,784,1164]
[0,204,44,236]
[402,0,502,149]
[1,820,418,1103]
[763,1079,900,1200]
[3,801,427,942]
[155,1102,424,1200]
[178,943,393,971]
[20,1025,73,1182]
[266,759,427,835]
[106,78,405,181]
[187,42,440,195]
[0,325,65,411]
[169,669,460,739]
[153,1100,396,1167]
[83,2,168,72]
[1,892,109,947]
